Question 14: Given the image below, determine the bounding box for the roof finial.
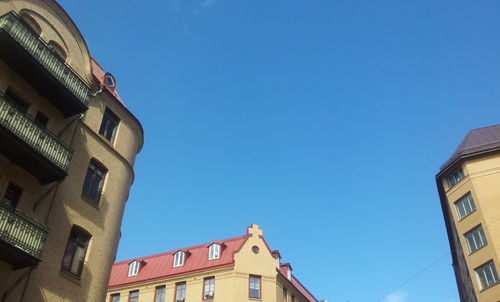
[247,224,263,236]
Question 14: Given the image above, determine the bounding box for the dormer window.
[208,243,221,260]
[287,268,292,280]
[128,260,141,276]
[105,75,116,87]
[173,251,185,267]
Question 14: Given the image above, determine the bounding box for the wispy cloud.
[192,0,220,15]
[382,291,408,302]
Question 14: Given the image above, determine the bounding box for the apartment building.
[107,224,321,302]
[436,124,500,302]
[0,1,143,301]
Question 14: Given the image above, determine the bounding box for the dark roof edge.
[437,144,500,177]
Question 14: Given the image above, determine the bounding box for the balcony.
[0,203,48,268]
[0,11,91,117]
[0,94,72,183]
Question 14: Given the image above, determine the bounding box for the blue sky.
[60,1,500,301]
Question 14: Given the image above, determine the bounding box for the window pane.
[110,294,120,302]
[155,286,165,302]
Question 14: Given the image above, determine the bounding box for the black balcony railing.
[0,94,72,174]
[0,202,48,261]
[0,11,91,116]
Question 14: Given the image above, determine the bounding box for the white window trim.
[174,251,185,267]
[209,244,221,260]
[128,260,140,276]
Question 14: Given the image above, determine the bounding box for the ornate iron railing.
[0,94,72,172]
[0,11,90,106]
[0,203,48,259]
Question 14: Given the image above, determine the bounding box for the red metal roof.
[279,266,318,302]
[108,235,250,288]
[91,57,124,105]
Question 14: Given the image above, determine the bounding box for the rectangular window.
[110,294,120,302]
[175,282,186,302]
[475,261,499,290]
[99,107,120,142]
[203,277,215,300]
[2,183,22,208]
[283,288,287,302]
[61,227,90,277]
[455,193,476,220]
[174,251,185,267]
[249,275,261,299]
[465,225,488,253]
[208,244,220,260]
[291,294,295,302]
[34,111,49,128]
[128,290,139,302]
[447,168,465,188]
[82,160,106,203]
[155,286,165,302]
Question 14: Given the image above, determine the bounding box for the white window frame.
[174,251,185,267]
[475,261,499,290]
[465,225,487,253]
[128,260,140,276]
[447,168,465,188]
[208,244,220,260]
[455,193,476,220]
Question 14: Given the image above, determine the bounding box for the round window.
[252,246,260,254]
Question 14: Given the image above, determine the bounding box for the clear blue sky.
[60,1,500,301]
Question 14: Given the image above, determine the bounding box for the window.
[155,286,165,302]
[128,261,140,276]
[203,277,215,300]
[447,168,465,188]
[99,107,120,142]
[61,226,91,277]
[175,282,186,302]
[35,112,49,128]
[283,288,287,302]
[105,75,116,87]
[20,13,41,36]
[455,193,476,220]
[173,251,185,267]
[291,294,295,302]
[209,244,220,260]
[465,225,488,253]
[475,261,499,290]
[2,183,22,208]
[82,160,107,203]
[5,88,29,113]
[128,290,139,302]
[48,41,67,61]
[110,294,120,302]
[249,275,261,299]
[287,268,292,280]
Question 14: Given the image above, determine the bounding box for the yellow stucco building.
[436,125,500,302]
[107,224,323,302]
[0,1,143,301]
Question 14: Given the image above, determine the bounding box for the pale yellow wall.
[444,153,500,302]
[0,1,143,301]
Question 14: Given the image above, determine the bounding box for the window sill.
[60,269,81,285]
[249,297,262,301]
[81,194,101,209]
[468,244,487,256]
[479,280,500,292]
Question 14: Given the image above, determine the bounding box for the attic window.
[173,251,185,267]
[128,260,140,276]
[208,244,221,260]
[105,75,115,87]
[287,268,292,280]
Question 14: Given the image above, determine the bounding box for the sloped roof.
[108,235,249,288]
[279,265,319,302]
[90,58,124,105]
[441,124,500,171]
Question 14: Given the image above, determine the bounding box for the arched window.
[208,243,221,260]
[128,260,141,276]
[173,251,185,267]
[48,41,67,62]
[61,226,91,277]
[20,13,41,36]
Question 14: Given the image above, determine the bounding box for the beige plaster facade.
[437,129,500,302]
[0,1,143,301]
[106,225,319,302]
